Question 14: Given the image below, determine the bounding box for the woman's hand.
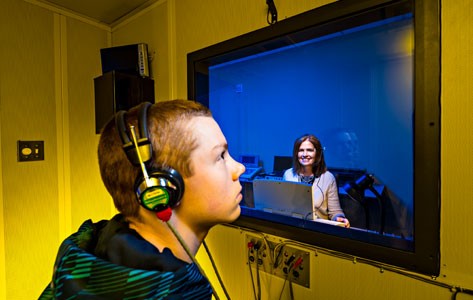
[336,217,350,228]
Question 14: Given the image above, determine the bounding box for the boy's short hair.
[97,99,211,218]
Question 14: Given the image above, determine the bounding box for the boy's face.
[177,116,245,230]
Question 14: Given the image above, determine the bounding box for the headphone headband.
[115,102,153,165]
[114,102,184,213]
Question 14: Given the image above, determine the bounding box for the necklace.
[299,174,315,184]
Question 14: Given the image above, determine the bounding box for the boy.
[40,99,245,299]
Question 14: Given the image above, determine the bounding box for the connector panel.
[246,234,310,288]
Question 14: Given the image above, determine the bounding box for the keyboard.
[240,167,263,180]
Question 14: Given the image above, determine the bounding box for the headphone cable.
[247,246,258,299]
[165,221,221,300]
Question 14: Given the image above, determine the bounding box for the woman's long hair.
[291,134,327,177]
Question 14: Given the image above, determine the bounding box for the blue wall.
[209,18,413,213]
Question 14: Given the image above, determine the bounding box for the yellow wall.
[0,0,472,299]
[1,0,112,298]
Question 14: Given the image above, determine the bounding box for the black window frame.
[187,0,440,275]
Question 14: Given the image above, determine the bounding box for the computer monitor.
[238,154,259,168]
[272,156,292,177]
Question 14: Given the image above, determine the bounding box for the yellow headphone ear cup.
[134,167,184,211]
[140,186,170,211]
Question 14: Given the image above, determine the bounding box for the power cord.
[451,287,473,299]
[247,244,258,300]
[253,240,263,300]
[256,246,262,300]
[203,241,231,300]
[277,256,297,300]
[247,240,263,300]
[266,0,278,25]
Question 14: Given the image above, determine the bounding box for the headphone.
[115,102,184,213]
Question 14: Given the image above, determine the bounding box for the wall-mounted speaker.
[94,71,155,133]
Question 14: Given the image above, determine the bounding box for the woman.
[283,134,350,227]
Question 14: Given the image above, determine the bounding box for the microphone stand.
[344,174,385,234]
[367,184,385,234]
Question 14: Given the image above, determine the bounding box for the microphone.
[343,174,375,203]
[343,174,385,233]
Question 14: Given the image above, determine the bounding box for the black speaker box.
[100,43,150,78]
[94,71,155,133]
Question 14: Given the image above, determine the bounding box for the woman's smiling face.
[298,140,316,167]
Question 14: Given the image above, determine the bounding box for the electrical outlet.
[246,234,310,288]
[17,140,44,162]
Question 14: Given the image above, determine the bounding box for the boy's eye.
[220,151,226,160]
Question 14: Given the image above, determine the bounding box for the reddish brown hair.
[97,99,211,218]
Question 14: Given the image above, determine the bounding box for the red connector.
[293,257,303,269]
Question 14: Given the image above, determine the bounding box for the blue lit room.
[1,0,472,299]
